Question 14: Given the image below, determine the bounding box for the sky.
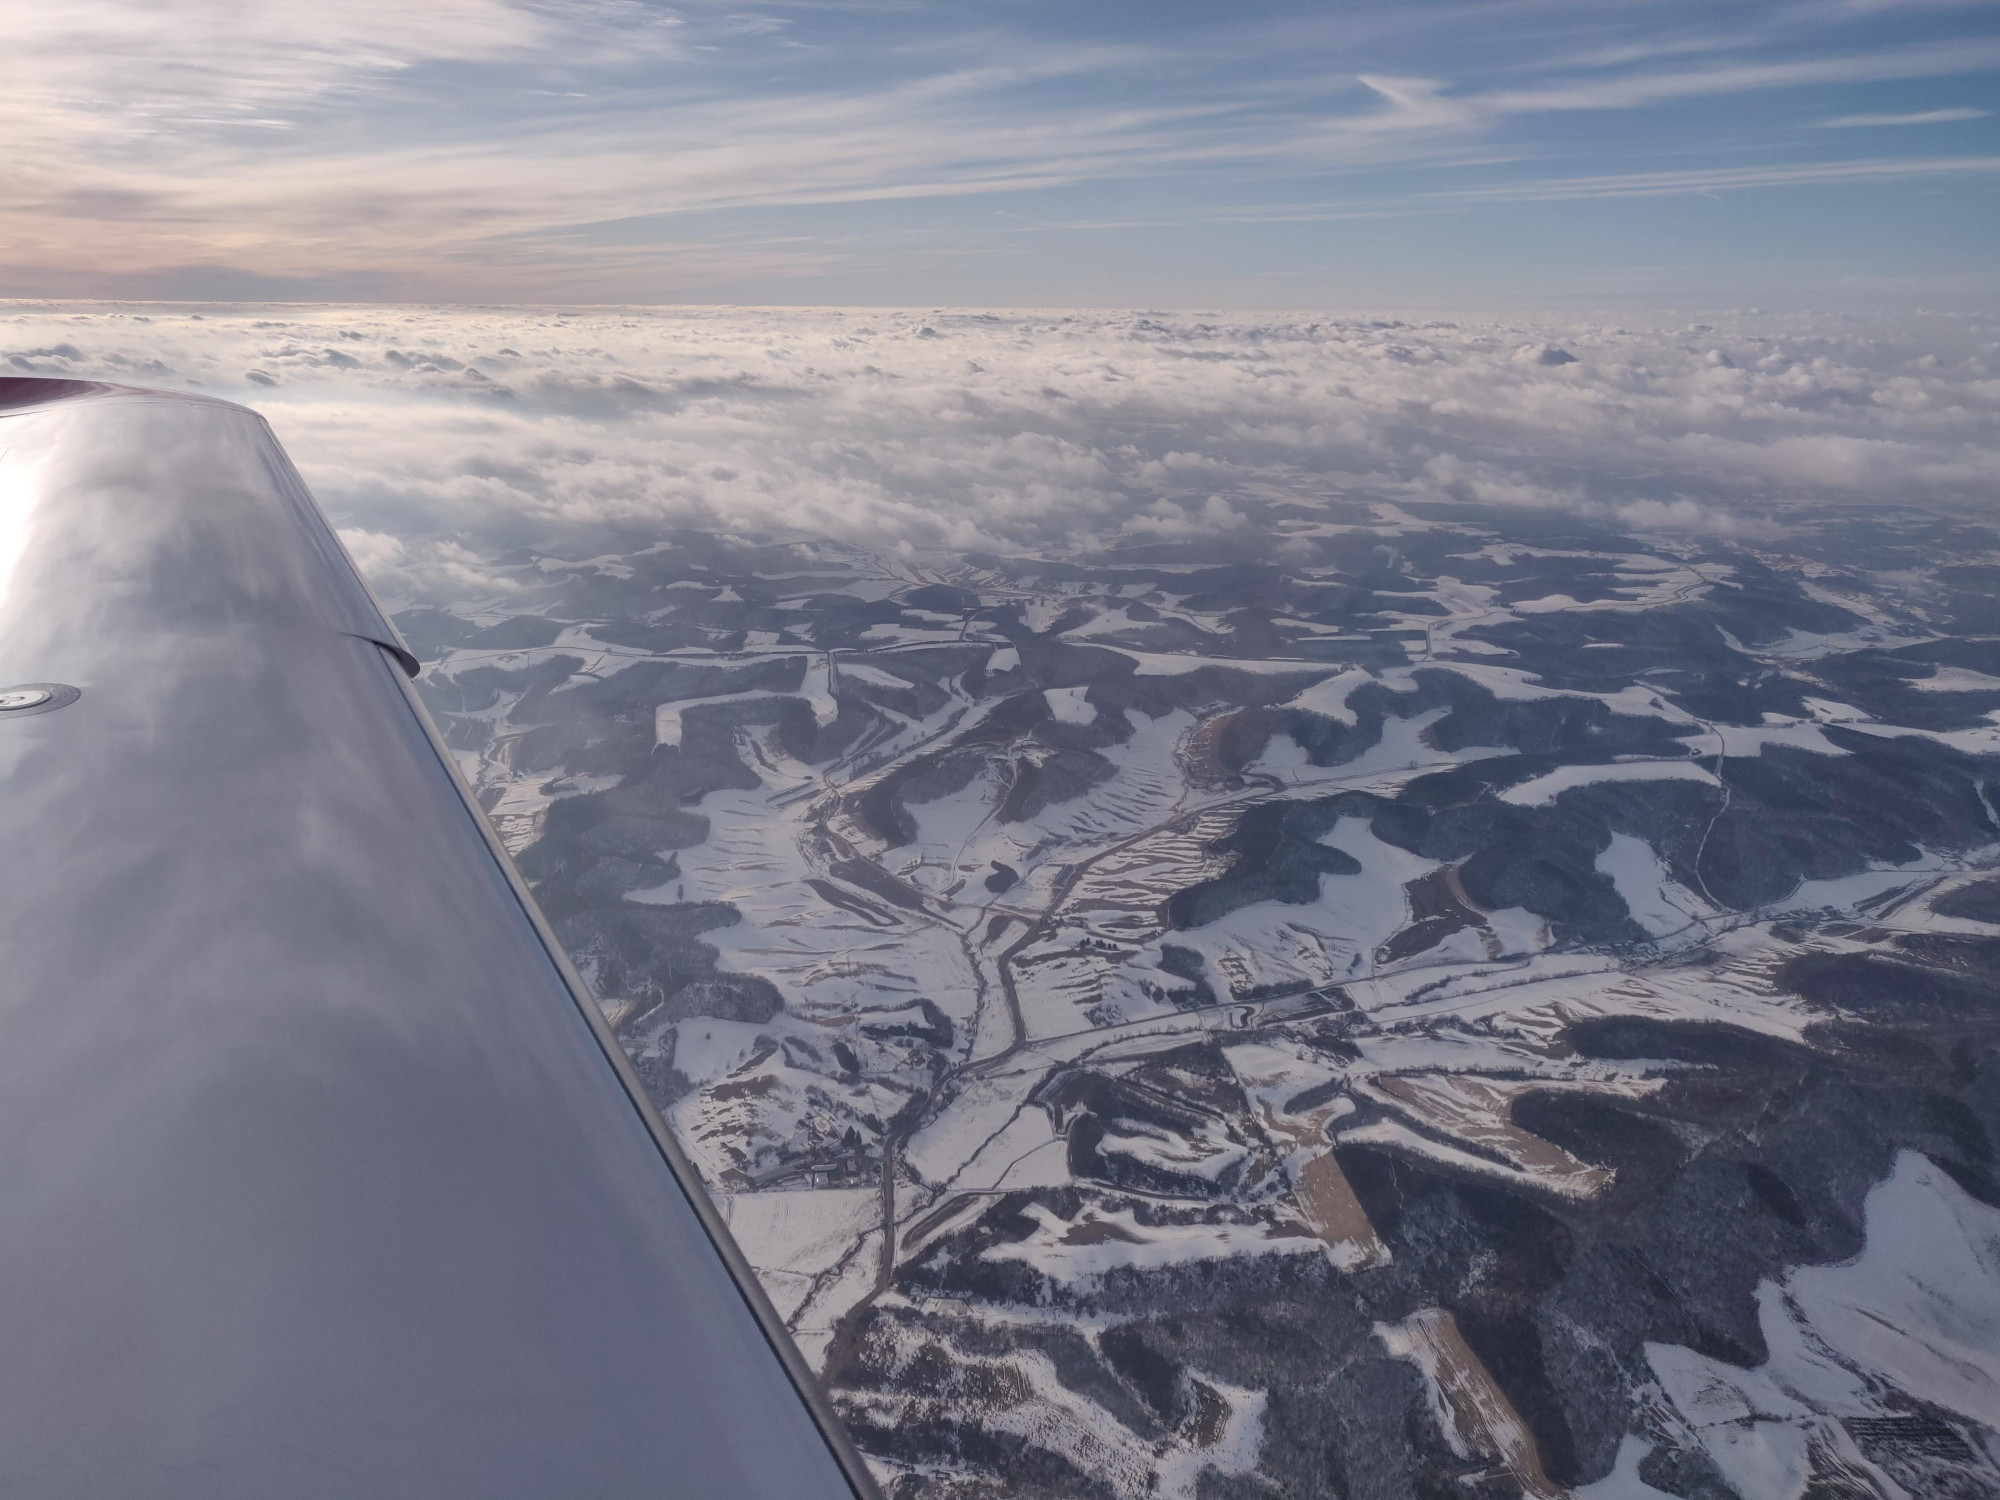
[3,0,1998,309]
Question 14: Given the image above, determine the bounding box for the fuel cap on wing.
[0,684,79,716]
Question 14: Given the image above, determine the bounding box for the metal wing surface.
[0,378,874,1499]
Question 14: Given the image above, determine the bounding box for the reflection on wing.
[0,378,874,1499]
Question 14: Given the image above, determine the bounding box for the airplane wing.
[0,378,878,1498]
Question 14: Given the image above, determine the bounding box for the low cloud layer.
[6,303,1999,600]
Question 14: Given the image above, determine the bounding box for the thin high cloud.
[1431,153,2000,201]
[1818,106,1993,125]
[0,0,1995,302]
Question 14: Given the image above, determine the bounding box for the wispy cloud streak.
[1818,106,1992,125]
[1433,153,2000,201]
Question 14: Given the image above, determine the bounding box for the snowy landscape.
[12,303,2000,1497]
[409,506,2000,1500]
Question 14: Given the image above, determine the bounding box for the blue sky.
[4,0,1997,307]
